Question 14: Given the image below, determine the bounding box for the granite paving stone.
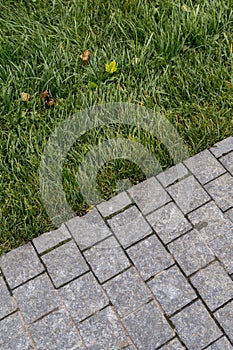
[127,177,171,215]
[208,233,233,274]
[127,234,174,280]
[220,151,233,175]
[103,267,151,317]
[214,301,233,342]
[29,309,85,350]
[41,240,89,287]
[167,175,210,214]
[0,243,44,289]
[156,162,189,187]
[204,173,233,211]
[205,337,233,350]
[84,236,131,283]
[146,202,192,244]
[148,265,196,315]
[79,306,129,350]
[108,205,152,248]
[97,191,132,217]
[171,300,222,349]
[168,230,215,275]
[13,273,61,324]
[225,208,233,222]
[0,276,16,320]
[190,261,233,311]
[184,150,225,184]
[210,136,233,158]
[123,301,174,350]
[159,338,185,350]
[59,272,109,323]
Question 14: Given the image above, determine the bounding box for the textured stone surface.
[127,176,171,214]
[123,301,174,350]
[157,162,189,187]
[146,202,192,244]
[208,233,233,274]
[108,205,152,248]
[171,300,222,349]
[204,173,233,211]
[103,267,151,317]
[210,136,233,158]
[0,243,44,289]
[41,240,89,287]
[127,234,174,280]
[60,272,108,323]
[168,230,214,275]
[148,265,196,315]
[220,151,233,175]
[167,175,210,214]
[205,337,233,349]
[0,276,16,320]
[84,236,130,283]
[190,261,233,311]
[160,338,185,350]
[97,191,132,217]
[214,301,233,342]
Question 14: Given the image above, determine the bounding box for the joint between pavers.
[37,237,72,256]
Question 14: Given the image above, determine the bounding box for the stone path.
[1,137,233,350]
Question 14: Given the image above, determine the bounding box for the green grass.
[0,0,232,255]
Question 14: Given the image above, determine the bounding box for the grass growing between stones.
[0,0,232,254]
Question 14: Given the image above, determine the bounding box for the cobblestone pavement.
[1,137,233,350]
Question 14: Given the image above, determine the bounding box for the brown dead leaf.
[45,97,55,108]
[21,92,30,101]
[80,49,90,66]
[181,4,191,12]
[40,90,49,99]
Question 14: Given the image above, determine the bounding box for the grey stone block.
[97,191,132,217]
[0,276,16,320]
[167,175,210,214]
[146,202,192,244]
[171,300,222,349]
[66,207,111,250]
[220,151,233,175]
[103,267,151,318]
[127,234,174,280]
[205,337,233,349]
[60,272,109,323]
[168,230,215,275]
[204,173,233,211]
[148,265,196,315]
[225,208,233,222]
[108,206,152,248]
[127,177,171,215]
[13,273,61,324]
[84,236,131,283]
[79,306,128,350]
[33,224,71,254]
[214,301,233,342]
[184,150,225,184]
[30,309,85,350]
[41,241,89,287]
[0,312,33,350]
[191,261,233,311]
[123,301,174,350]
[210,136,233,158]
[208,233,233,274]
[160,338,185,350]
[0,243,44,289]
[157,163,189,187]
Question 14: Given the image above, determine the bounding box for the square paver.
[108,206,152,248]
[66,207,111,250]
[0,243,44,289]
[127,234,174,280]
[210,136,233,158]
[167,175,210,214]
[103,267,151,317]
[148,265,196,315]
[214,301,233,342]
[171,300,222,349]
[79,306,128,350]
[157,162,189,187]
[0,312,33,350]
[160,338,185,350]
[220,151,233,175]
[184,150,225,184]
[208,233,233,274]
[123,301,174,350]
[188,201,233,242]
[33,224,71,254]
[60,272,109,323]
[84,236,131,283]
[41,240,89,287]
[190,261,233,311]
[146,202,192,244]
[13,273,61,324]
[30,309,85,350]
[168,230,215,275]
[127,177,171,215]
[204,173,233,211]
[97,191,132,217]
[0,276,16,320]
[205,337,232,350]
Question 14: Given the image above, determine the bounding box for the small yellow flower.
[105,60,117,73]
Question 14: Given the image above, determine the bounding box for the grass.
[0,0,232,255]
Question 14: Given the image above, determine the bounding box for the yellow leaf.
[105,60,117,73]
[21,92,30,101]
[181,4,191,12]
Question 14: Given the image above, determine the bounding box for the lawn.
[0,0,232,255]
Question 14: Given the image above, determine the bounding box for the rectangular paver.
[204,173,233,211]
[205,337,233,350]
[220,151,233,175]
[214,301,233,342]
[157,162,189,187]
[97,191,132,217]
[210,136,233,158]
[208,232,233,274]
[160,338,185,350]
[0,276,16,320]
